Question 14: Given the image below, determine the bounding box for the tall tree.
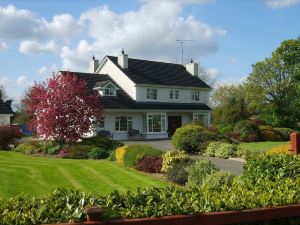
[23,73,102,144]
[211,84,248,124]
[245,37,300,127]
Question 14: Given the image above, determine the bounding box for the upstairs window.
[103,83,117,96]
[170,90,179,100]
[146,88,157,100]
[191,90,200,102]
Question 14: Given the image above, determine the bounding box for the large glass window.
[115,116,132,131]
[170,90,179,100]
[147,114,166,132]
[146,88,157,100]
[191,90,200,101]
[193,113,209,127]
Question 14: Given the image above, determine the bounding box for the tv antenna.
[176,39,195,64]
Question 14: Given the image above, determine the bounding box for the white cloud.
[60,1,226,71]
[265,0,300,8]
[0,77,12,86]
[37,64,58,76]
[37,66,47,75]
[0,5,81,41]
[19,40,57,55]
[16,75,33,87]
[207,68,220,79]
[0,42,8,51]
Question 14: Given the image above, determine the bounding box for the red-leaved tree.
[23,73,102,144]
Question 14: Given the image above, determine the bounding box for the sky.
[0,0,299,104]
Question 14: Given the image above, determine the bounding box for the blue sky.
[0,0,299,103]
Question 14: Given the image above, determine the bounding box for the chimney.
[118,49,128,69]
[89,55,99,73]
[186,58,198,76]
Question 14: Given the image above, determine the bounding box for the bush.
[62,145,92,159]
[258,125,280,141]
[273,127,293,141]
[201,171,235,189]
[14,142,39,154]
[0,125,22,149]
[161,150,189,173]
[108,150,116,161]
[136,156,163,173]
[187,159,219,188]
[267,144,292,155]
[37,140,61,155]
[233,120,259,137]
[236,146,252,159]
[123,144,162,167]
[205,142,237,158]
[88,147,110,159]
[166,159,194,185]
[215,123,234,135]
[242,153,300,184]
[115,146,128,164]
[81,136,123,151]
[172,124,217,153]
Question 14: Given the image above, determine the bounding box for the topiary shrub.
[0,125,22,149]
[81,136,123,151]
[115,146,128,164]
[161,150,189,173]
[273,128,293,141]
[136,156,163,173]
[267,145,292,155]
[187,159,219,188]
[62,145,92,159]
[205,142,237,158]
[201,170,235,189]
[123,145,162,167]
[88,147,110,159]
[258,125,280,141]
[172,124,217,153]
[166,159,194,185]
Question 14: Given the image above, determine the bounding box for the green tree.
[245,37,300,127]
[211,84,248,124]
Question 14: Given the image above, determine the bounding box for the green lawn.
[0,151,169,198]
[240,141,290,154]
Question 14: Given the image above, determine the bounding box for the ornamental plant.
[267,144,292,155]
[161,150,189,173]
[23,73,102,144]
[115,145,128,164]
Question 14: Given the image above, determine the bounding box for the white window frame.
[170,90,179,100]
[98,117,105,129]
[146,88,158,100]
[191,90,200,102]
[115,116,133,132]
[193,113,209,127]
[147,113,166,133]
[102,83,118,96]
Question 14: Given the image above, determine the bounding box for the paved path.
[123,140,245,175]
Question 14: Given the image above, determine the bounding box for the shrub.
[233,120,258,137]
[236,146,252,159]
[136,156,163,173]
[187,159,219,188]
[161,150,189,173]
[0,125,22,149]
[47,145,61,155]
[267,144,292,155]
[62,145,92,159]
[172,124,217,153]
[88,147,110,159]
[273,127,293,141]
[166,159,194,185]
[37,140,61,155]
[201,171,235,189]
[258,125,280,141]
[81,136,123,151]
[14,142,39,154]
[242,153,300,184]
[205,142,237,158]
[115,145,128,164]
[108,150,116,161]
[122,145,162,167]
[215,123,234,135]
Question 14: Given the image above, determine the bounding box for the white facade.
[0,114,12,125]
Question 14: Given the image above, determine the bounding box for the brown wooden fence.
[45,204,300,225]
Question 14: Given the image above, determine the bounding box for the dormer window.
[170,90,179,100]
[191,90,200,102]
[103,83,117,96]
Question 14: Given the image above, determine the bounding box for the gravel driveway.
[123,139,245,175]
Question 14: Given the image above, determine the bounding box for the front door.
[168,116,182,136]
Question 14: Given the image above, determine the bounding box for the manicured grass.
[0,151,169,198]
[240,141,290,154]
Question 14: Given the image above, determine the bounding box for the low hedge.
[122,144,162,167]
[81,136,123,151]
[205,142,237,159]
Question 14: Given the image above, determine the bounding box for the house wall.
[0,115,11,125]
[98,58,136,100]
[135,86,210,104]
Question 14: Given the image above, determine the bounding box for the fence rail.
[45,204,300,225]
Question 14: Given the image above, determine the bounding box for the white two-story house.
[0,91,14,125]
[60,50,211,140]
